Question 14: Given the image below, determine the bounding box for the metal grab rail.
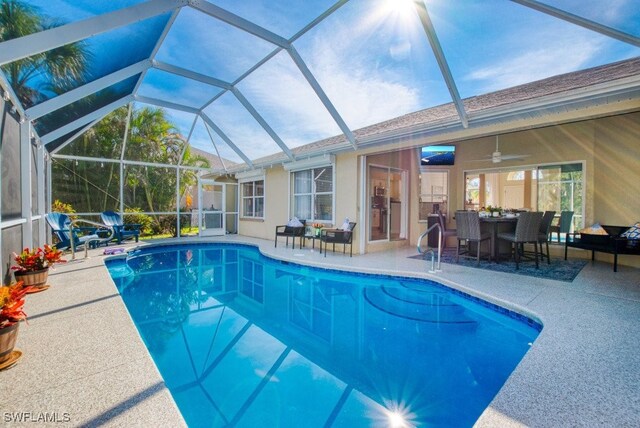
[69,219,115,260]
[417,223,442,273]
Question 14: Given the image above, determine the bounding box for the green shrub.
[52,200,77,220]
[123,208,154,235]
[157,213,191,237]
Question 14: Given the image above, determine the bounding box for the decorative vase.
[492,211,500,217]
[0,323,19,364]
[14,267,49,288]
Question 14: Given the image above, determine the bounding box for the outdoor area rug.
[408,249,588,282]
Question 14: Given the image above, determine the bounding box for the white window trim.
[291,165,335,224]
[240,178,265,219]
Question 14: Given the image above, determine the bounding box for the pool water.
[106,244,540,427]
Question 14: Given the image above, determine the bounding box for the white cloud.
[464,25,606,93]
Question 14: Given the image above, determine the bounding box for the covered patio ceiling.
[1,0,639,172]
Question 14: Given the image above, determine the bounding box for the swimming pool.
[106,243,541,427]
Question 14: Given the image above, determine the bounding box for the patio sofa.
[564,225,640,272]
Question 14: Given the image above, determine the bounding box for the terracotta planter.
[14,267,49,288]
[0,323,19,364]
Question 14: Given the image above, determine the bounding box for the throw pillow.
[621,222,640,240]
[287,217,304,227]
[340,218,351,231]
[578,223,608,235]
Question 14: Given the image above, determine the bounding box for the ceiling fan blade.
[499,154,531,160]
[465,157,495,162]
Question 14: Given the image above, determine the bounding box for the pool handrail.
[417,222,442,273]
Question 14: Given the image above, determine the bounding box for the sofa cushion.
[287,217,304,227]
[621,222,640,240]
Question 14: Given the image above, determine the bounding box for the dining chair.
[455,211,491,265]
[538,211,556,264]
[549,211,574,242]
[497,211,543,270]
[437,211,457,250]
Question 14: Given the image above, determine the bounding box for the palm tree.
[0,0,90,108]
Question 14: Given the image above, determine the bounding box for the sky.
[24,0,640,163]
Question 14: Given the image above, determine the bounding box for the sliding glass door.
[463,162,584,231]
[368,165,406,242]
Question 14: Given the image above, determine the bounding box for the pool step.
[363,286,476,325]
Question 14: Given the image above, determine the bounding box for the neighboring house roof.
[240,57,640,170]
[189,146,238,171]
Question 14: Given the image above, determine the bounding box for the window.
[292,167,333,222]
[419,170,448,221]
[241,180,264,218]
[289,276,332,342]
[240,258,263,304]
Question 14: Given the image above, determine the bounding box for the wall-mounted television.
[420,145,455,166]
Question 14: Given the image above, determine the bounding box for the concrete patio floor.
[2,235,639,427]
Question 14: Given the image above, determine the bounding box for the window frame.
[418,169,449,222]
[290,165,335,224]
[239,178,265,219]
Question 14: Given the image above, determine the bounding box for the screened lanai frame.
[0,0,639,253]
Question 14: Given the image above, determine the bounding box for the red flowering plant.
[0,282,30,328]
[12,245,66,273]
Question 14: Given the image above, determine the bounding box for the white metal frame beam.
[178,115,199,166]
[153,61,232,89]
[153,61,295,160]
[414,1,469,128]
[203,120,228,173]
[26,60,151,120]
[50,118,101,155]
[200,112,253,167]
[134,95,199,114]
[0,0,184,66]
[133,8,181,98]
[511,0,640,48]
[230,87,295,160]
[287,46,358,148]
[41,95,133,145]
[188,0,357,155]
[189,1,289,48]
[20,121,33,247]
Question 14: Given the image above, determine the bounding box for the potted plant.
[0,282,30,367]
[12,245,66,290]
[487,205,502,217]
[312,223,324,237]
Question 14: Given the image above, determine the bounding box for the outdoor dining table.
[479,215,519,261]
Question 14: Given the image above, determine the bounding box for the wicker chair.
[549,211,574,242]
[497,212,543,270]
[437,211,457,250]
[537,210,556,263]
[275,220,306,249]
[321,222,356,257]
[455,211,491,265]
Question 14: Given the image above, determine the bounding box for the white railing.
[417,223,442,273]
[69,219,114,260]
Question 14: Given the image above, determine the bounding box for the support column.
[37,141,46,245]
[20,121,32,248]
[176,167,181,237]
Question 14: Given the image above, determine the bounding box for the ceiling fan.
[470,136,531,163]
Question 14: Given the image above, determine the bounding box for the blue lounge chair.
[45,212,100,251]
[100,211,140,244]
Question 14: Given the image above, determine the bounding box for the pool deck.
[3,235,639,427]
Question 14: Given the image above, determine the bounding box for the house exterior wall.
[238,111,639,267]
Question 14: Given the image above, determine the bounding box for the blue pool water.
[106,244,541,427]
